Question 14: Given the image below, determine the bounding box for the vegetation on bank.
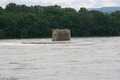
[0,3,120,39]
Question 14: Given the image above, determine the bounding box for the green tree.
[78,8,94,36]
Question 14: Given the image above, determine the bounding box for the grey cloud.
[92,0,103,8]
[111,0,120,3]
[111,0,120,5]
[93,3,103,8]
[72,0,91,4]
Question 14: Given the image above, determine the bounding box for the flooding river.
[0,37,120,80]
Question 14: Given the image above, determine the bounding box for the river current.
[0,37,120,80]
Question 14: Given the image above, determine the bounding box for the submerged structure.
[52,29,71,41]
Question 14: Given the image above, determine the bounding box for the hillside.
[88,7,120,13]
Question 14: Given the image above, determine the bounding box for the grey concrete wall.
[52,29,71,41]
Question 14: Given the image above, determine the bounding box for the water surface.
[0,37,120,80]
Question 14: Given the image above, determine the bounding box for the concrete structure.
[52,29,71,41]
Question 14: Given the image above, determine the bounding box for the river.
[0,37,120,80]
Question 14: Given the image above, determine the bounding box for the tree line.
[0,3,120,38]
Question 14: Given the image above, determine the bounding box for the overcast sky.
[0,0,120,10]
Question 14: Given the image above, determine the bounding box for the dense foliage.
[0,3,120,38]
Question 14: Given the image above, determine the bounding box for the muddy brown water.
[0,37,120,80]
